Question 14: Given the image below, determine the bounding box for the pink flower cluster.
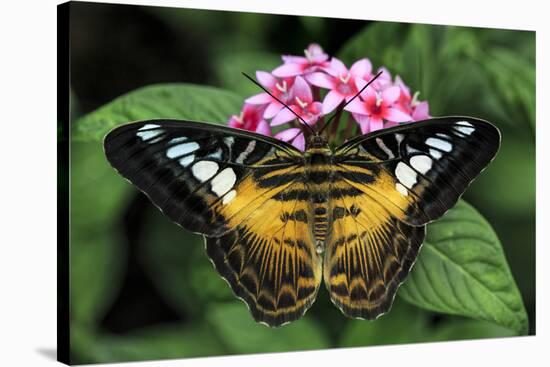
[228,44,430,150]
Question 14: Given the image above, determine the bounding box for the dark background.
[67,1,535,364]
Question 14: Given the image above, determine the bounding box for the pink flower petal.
[325,57,348,77]
[377,67,392,82]
[241,103,267,123]
[305,72,335,89]
[306,44,328,62]
[344,98,368,115]
[355,78,380,102]
[273,63,304,77]
[322,90,345,115]
[245,92,273,105]
[349,58,372,79]
[275,128,301,141]
[382,86,401,105]
[292,76,312,103]
[271,106,299,126]
[394,103,412,115]
[412,101,430,121]
[254,119,271,136]
[291,133,305,151]
[362,86,377,103]
[384,107,412,123]
[282,55,307,64]
[370,117,384,131]
[395,75,410,98]
[307,43,323,53]
[228,116,241,129]
[264,101,283,119]
[352,113,371,134]
[310,101,324,117]
[256,71,277,89]
[355,77,368,95]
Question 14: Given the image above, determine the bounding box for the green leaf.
[477,46,535,131]
[88,324,226,364]
[73,83,243,141]
[339,298,431,347]
[70,321,98,364]
[70,142,130,326]
[339,299,517,349]
[429,318,517,342]
[337,22,410,68]
[213,51,282,97]
[466,136,535,215]
[208,302,329,354]
[399,200,528,334]
[139,204,234,317]
[337,24,535,132]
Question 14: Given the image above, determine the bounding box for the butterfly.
[103,74,500,327]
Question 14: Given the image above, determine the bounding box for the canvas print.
[57,1,535,365]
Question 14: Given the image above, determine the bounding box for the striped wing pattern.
[205,165,323,326]
[104,117,500,326]
[104,120,322,326]
[325,117,500,319]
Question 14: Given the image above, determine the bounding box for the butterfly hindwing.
[206,187,322,326]
[324,191,425,319]
[104,120,322,326]
[325,117,500,319]
[202,154,323,326]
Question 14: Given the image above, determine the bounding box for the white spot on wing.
[236,140,256,164]
[430,149,443,159]
[179,155,195,167]
[455,121,475,135]
[166,141,199,159]
[410,155,433,174]
[211,167,237,196]
[224,137,235,148]
[207,149,223,160]
[137,124,162,142]
[406,145,421,154]
[395,162,417,189]
[395,133,404,145]
[396,183,409,196]
[426,137,452,152]
[170,137,187,143]
[376,138,394,159]
[192,161,218,182]
[222,189,237,205]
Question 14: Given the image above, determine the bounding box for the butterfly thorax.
[304,135,333,254]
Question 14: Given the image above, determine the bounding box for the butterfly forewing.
[334,117,500,226]
[325,117,500,319]
[104,120,322,326]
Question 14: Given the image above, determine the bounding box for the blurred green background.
[65,2,535,364]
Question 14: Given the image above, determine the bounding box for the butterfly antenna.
[318,70,383,135]
[242,72,316,135]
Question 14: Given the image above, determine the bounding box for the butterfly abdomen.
[304,146,334,253]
